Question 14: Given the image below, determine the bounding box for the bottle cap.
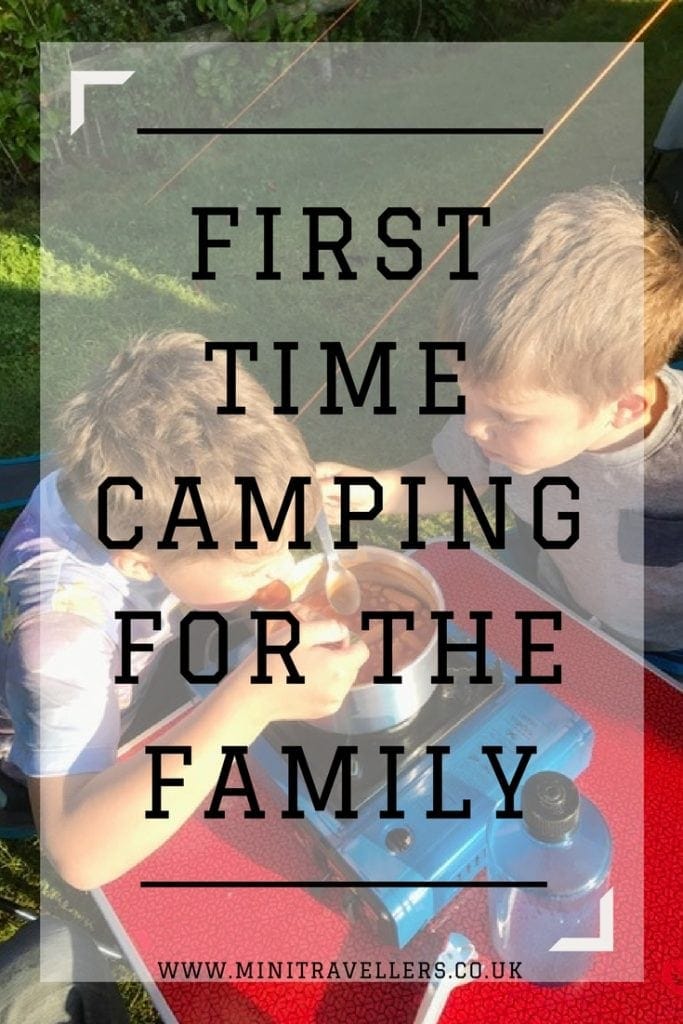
[522,771,580,843]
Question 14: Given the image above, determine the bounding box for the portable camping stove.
[252,624,594,948]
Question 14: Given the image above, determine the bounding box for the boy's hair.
[56,331,320,559]
[438,186,683,406]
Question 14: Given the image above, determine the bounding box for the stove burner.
[263,654,505,813]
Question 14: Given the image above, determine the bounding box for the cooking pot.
[290,546,444,735]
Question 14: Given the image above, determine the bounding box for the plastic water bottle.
[486,771,612,983]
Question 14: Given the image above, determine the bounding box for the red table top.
[98,544,682,1023]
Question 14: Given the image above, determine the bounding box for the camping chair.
[0,454,42,933]
[0,453,45,541]
[0,768,35,840]
[0,454,43,511]
[1,452,44,835]
[0,453,124,961]
[0,753,124,965]
[646,78,683,230]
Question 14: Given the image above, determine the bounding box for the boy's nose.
[463,414,492,442]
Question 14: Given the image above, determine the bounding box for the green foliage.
[195,0,318,41]
[335,0,568,41]
[0,2,200,183]
[0,0,320,183]
[0,1,68,176]
[197,0,266,40]
[0,224,39,457]
[67,0,192,40]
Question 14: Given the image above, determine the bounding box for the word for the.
[116,607,563,689]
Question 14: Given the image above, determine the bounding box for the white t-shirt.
[0,472,182,778]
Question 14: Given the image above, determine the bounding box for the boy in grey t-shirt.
[318,187,683,682]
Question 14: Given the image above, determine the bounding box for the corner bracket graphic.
[550,887,614,952]
[70,70,135,135]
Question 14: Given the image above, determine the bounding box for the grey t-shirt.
[432,366,683,653]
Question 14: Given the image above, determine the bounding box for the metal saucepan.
[289,546,444,735]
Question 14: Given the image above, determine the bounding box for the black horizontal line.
[140,879,547,889]
[137,127,544,136]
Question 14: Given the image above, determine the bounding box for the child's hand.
[242,619,370,724]
[317,454,455,518]
[316,460,382,525]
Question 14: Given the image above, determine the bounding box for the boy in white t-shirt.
[0,331,368,887]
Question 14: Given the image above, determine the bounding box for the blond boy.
[0,331,368,890]
[319,188,683,679]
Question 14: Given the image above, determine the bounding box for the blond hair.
[438,187,683,405]
[56,331,320,558]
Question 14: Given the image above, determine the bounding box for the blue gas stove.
[252,624,593,949]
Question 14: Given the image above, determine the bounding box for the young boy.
[0,330,369,892]
[318,187,683,682]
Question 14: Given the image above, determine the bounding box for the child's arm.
[29,619,368,891]
[317,453,489,521]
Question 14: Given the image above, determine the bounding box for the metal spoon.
[315,511,362,616]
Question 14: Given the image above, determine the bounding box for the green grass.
[1,2,681,1021]
[512,0,683,150]
[0,213,39,458]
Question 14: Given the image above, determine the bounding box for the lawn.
[0,2,681,1022]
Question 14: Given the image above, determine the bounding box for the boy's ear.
[612,389,648,428]
[110,550,156,582]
